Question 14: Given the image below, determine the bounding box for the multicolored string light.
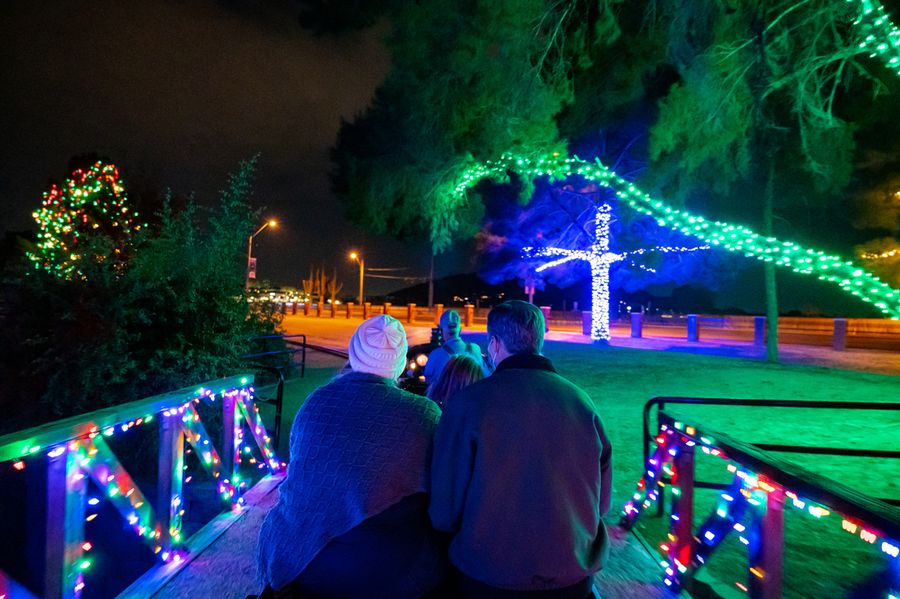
[1,379,284,598]
[451,154,900,318]
[28,161,141,279]
[621,420,900,593]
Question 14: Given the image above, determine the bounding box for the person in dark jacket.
[257,315,447,598]
[429,300,612,598]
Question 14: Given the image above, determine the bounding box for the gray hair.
[487,300,544,355]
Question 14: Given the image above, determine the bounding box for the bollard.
[363,302,371,319]
[407,303,416,324]
[330,302,336,318]
[303,302,310,316]
[581,311,591,336]
[316,302,322,317]
[687,314,699,342]
[833,318,848,351]
[754,316,766,348]
[630,312,643,338]
[346,302,353,319]
[281,302,287,316]
[464,304,475,328]
[292,302,297,315]
[539,306,551,332]
[434,304,444,325]
[384,302,392,317]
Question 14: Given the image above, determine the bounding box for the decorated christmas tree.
[28,161,141,279]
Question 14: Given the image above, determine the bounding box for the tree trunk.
[751,1,779,363]
[428,251,434,308]
[763,158,779,363]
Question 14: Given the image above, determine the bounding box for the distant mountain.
[379,272,720,314]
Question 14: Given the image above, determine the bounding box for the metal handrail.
[242,334,308,449]
[642,397,900,494]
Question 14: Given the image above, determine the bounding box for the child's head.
[427,353,484,408]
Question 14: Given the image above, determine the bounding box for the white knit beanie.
[348,315,409,380]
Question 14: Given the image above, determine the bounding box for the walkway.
[149,475,679,598]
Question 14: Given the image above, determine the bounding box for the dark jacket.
[429,353,612,591]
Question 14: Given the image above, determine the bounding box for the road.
[278,312,900,377]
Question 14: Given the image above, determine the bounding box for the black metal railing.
[242,334,307,449]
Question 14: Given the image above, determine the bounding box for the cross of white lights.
[524,203,709,342]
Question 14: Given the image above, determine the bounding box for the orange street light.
[349,251,364,304]
[246,219,277,290]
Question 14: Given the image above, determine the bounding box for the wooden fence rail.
[0,375,283,599]
[622,401,900,597]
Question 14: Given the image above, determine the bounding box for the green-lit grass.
[543,341,899,598]
[260,340,897,596]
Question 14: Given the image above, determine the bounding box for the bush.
[0,158,280,434]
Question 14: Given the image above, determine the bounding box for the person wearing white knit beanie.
[258,313,448,597]
[348,314,409,380]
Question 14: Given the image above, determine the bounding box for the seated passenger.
[423,309,489,383]
[430,301,612,598]
[426,353,485,409]
[257,315,447,598]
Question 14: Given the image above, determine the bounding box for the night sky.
[0,1,891,315]
[0,0,458,295]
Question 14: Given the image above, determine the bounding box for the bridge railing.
[0,374,284,599]
[623,397,900,597]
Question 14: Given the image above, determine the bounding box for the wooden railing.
[0,375,283,599]
[622,398,900,597]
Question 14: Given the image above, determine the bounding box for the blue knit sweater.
[257,372,441,590]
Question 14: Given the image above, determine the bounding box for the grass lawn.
[543,341,899,598]
[267,338,898,597]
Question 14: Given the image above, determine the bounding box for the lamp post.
[349,251,364,304]
[246,219,277,290]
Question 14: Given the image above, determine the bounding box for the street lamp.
[349,251,364,304]
[246,219,277,290]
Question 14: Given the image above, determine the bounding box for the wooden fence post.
[631,312,643,338]
[434,304,444,325]
[363,302,371,319]
[539,306,550,332]
[346,302,353,319]
[222,394,239,493]
[749,488,785,599]
[833,318,848,351]
[670,442,695,571]
[687,314,699,342]
[44,446,86,599]
[407,303,416,324]
[754,316,766,348]
[464,304,475,328]
[158,412,185,550]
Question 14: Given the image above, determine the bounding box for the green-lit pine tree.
[28,161,141,279]
[647,0,891,362]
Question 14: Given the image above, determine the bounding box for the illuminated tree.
[28,161,141,279]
